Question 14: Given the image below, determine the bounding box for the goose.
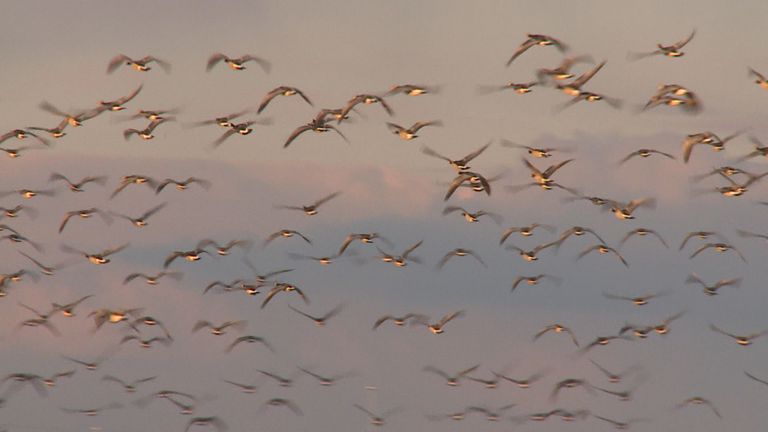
[107,54,171,73]
[206,53,270,72]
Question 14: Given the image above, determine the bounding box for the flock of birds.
[1,28,768,432]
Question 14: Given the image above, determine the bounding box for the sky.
[1,0,768,431]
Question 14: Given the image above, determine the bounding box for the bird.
[550,378,595,401]
[649,311,687,336]
[225,335,274,353]
[123,118,172,140]
[283,113,349,148]
[257,86,313,113]
[58,208,112,233]
[28,118,71,138]
[442,206,502,225]
[299,367,354,386]
[125,108,180,122]
[107,54,171,73]
[589,360,641,384]
[163,247,211,268]
[0,188,56,200]
[258,398,303,416]
[41,370,76,388]
[745,371,768,387]
[415,310,465,334]
[629,29,696,60]
[192,320,247,336]
[99,85,143,111]
[61,243,128,265]
[1,373,48,397]
[707,171,768,197]
[533,324,579,347]
[709,324,767,346]
[354,404,402,426]
[511,274,562,292]
[386,84,439,96]
[101,375,156,393]
[593,415,648,430]
[0,129,50,148]
[500,223,556,245]
[749,67,768,89]
[421,142,491,173]
[49,173,108,193]
[679,231,728,251]
[288,304,343,326]
[500,139,574,159]
[257,370,297,388]
[339,94,393,122]
[619,228,669,249]
[521,157,574,185]
[604,197,656,220]
[62,353,114,371]
[185,416,228,432]
[206,53,270,72]
[196,238,251,256]
[189,109,251,128]
[737,136,768,161]
[422,365,480,386]
[1,233,44,253]
[444,171,493,200]
[555,91,623,112]
[554,226,606,251]
[264,229,312,246]
[337,233,391,255]
[576,244,629,267]
[276,191,341,216]
[674,397,722,419]
[16,313,60,337]
[156,177,211,193]
[685,273,741,296]
[210,118,271,147]
[643,84,702,113]
[261,282,308,308]
[386,120,442,140]
[603,290,668,306]
[536,55,593,82]
[38,101,105,127]
[111,203,168,228]
[221,379,259,394]
[110,175,158,199]
[465,404,517,421]
[579,335,634,354]
[50,295,93,317]
[476,81,539,94]
[373,313,429,329]
[495,370,549,389]
[60,403,123,416]
[436,248,486,269]
[123,271,182,285]
[89,308,144,330]
[506,34,568,66]
[689,243,747,262]
[682,131,742,163]
[505,241,559,262]
[287,250,338,269]
[376,240,423,267]
[555,61,606,96]
[619,148,676,164]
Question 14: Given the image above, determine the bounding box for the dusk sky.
[1,1,768,431]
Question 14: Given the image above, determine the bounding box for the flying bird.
[506,34,568,66]
[107,55,171,73]
[206,53,270,72]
